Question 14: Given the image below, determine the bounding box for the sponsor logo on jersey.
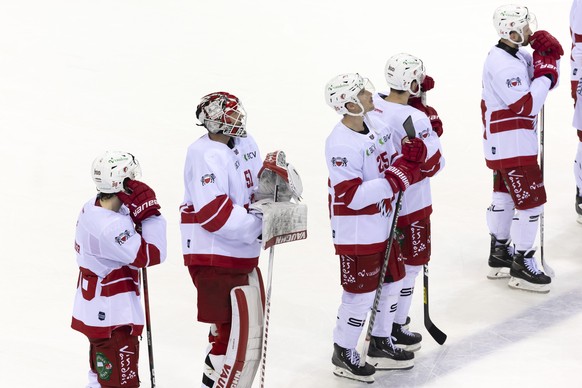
[98,311,106,321]
[506,76,522,88]
[331,156,348,167]
[243,151,257,161]
[365,144,376,156]
[378,133,391,145]
[96,352,113,381]
[119,345,137,384]
[234,160,240,170]
[492,146,496,155]
[115,230,132,245]
[201,173,216,185]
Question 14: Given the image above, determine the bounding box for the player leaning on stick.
[481,4,563,293]
[180,92,301,388]
[324,73,426,383]
[570,0,582,223]
[367,53,445,351]
[72,151,167,388]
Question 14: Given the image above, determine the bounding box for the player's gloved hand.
[117,180,161,224]
[572,80,579,105]
[384,157,421,193]
[401,137,427,163]
[420,75,435,92]
[533,51,559,89]
[530,30,564,60]
[425,105,443,137]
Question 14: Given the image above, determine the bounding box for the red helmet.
[196,92,247,137]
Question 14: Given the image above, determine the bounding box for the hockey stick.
[539,106,555,277]
[259,185,278,388]
[142,268,156,387]
[405,115,447,345]
[422,264,447,344]
[360,190,404,367]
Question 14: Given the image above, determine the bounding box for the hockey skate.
[366,336,414,370]
[576,188,582,224]
[487,234,513,279]
[332,343,375,383]
[391,322,422,352]
[508,250,551,294]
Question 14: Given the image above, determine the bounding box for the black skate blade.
[333,367,374,383]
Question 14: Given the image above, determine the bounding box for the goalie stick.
[539,106,555,278]
[403,115,447,345]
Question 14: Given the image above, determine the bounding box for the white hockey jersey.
[71,199,167,339]
[481,43,552,170]
[571,0,582,83]
[367,94,445,226]
[325,121,399,256]
[180,134,263,269]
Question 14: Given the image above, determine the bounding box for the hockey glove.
[116,180,161,224]
[420,75,435,92]
[533,51,559,89]
[255,150,303,202]
[401,137,427,163]
[407,98,443,137]
[530,30,564,60]
[384,157,421,193]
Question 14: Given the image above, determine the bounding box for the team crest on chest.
[201,173,216,185]
[331,156,348,167]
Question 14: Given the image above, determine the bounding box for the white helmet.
[324,73,374,116]
[92,151,142,194]
[196,92,247,138]
[493,4,537,45]
[384,53,425,97]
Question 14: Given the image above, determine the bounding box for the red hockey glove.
[407,98,444,137]
[572,80,579,105]
[384,157,421,193]
[530,30,564,60]
[116,180,161,224]
[533,51,559,89]
[401,137,427,163]
[420,75,435,92]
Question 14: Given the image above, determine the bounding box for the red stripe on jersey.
[420,149,442,178]
[485,154,538,170]
[71,317,144,339]
[332,203,380,216]
[397,205,433,226]
[575,33,582,43]
[180,195,234,233]
[508,93,533,116]
[481,99,487,139]
[101,267,139,297]
[490,118,535,133]
[183,253,259,269]
[334,240,387,256]
[130,238,161,267]
[334,177,363,206]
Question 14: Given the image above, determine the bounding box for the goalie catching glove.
[255,150,303,202]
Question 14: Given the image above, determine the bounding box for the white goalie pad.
[249,199,308,249]
[215,285,264,388]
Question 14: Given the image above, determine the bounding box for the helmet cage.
[384,53,426,97]
[493,5,537,45]
[196,92,247,138]
[325,73,375,116]
[92,151,142,194]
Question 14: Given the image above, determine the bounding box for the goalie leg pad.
[215,285,264,388]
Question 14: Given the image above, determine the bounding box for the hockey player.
[324,73,426,383]
[482,4,563,293]
[571,0,582,223]
[367,53,445,352]
[72,151,167,388]
[182,92,297,388]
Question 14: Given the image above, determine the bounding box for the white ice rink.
[1,0,581,387]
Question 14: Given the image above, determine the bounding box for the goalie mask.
[92,151,142,194]
[493,4,537,45]
[384,53,425,97]
[196,92,247,138]
[325,73,375,116]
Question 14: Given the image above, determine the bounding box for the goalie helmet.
[196,92,247,138]
[324,73,375,116]
[492,4,537,45]
[384,53,425,97]
[92,151,142,194]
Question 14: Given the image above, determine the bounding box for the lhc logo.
[200,173,216,186]
[331,157,348,167]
